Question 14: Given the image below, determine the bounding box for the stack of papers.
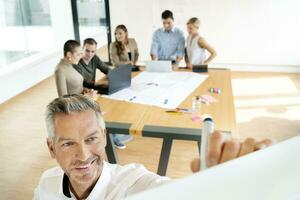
[103,72,208,109]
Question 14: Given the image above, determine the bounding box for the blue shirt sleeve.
[150,30,159,57]
[176,30,185,58]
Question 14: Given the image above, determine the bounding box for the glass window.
[0,0,54,73]
[76,0,109,61]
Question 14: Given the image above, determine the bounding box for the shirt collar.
[59,161,111,200]
[80,56,94,66]
[163,26,175,33]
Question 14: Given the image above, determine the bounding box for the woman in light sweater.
[55,40,95,97]
[185,17,217,68]
[110,24,139,67]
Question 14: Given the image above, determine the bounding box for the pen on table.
[177,108,189,111]
[165,110,182,115]
[176,108,194,113]
[129,96,136,101]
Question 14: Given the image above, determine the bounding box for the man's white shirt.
[33,161,170,200]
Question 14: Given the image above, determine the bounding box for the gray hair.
[45,94,106,140]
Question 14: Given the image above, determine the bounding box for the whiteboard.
[126,135,300,200]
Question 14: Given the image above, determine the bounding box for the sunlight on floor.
[232,76,298,96]
[235,97,300,108]
[236,106,300,123]
[232,75,300,141]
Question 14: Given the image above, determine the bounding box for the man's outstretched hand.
[191,131,275,172]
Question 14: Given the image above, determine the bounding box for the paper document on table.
[103,71,208,109]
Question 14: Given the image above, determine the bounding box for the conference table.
[96,68,237,176]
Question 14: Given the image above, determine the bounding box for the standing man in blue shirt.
[150,10,185,67]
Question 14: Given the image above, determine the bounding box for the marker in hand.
[200,117,214,170]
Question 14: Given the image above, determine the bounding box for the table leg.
[157,138,173,176]
[197,139,201,155]
[105,133,118,164]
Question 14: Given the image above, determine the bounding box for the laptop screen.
[108,64,132,95]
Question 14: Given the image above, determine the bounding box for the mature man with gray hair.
[33,94,274,200]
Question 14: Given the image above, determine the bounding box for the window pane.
[4,0,51,26]
[0,0,54,72]
[77,0,109,61]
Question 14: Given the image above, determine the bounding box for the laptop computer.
[192,64,208,73]
[145,60,173,72]
[95,64,132,95]
[108,64,132,95]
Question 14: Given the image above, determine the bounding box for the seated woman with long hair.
[110,24,139,67]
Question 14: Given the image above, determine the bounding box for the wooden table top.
[97,69,237,137]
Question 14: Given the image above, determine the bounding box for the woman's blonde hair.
[186,17,200,29]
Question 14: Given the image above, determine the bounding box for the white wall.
[110,0,155,62]
[0,51,60,103]
[0,0,74,104]
[110,0,300,71]
[0,27,55,52]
